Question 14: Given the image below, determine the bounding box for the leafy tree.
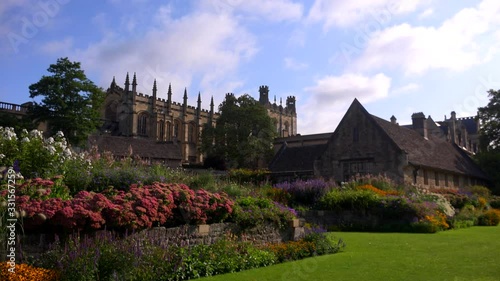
[476,89,500,194]
[478,89,500,151]
[0,111,36,133]
[201,94,276,169]
[28,57,105,147]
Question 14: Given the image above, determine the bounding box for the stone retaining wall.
[1,220,304,261]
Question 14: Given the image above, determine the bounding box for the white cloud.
[299,73,391,133]
[39,37,73,54]
[418,8,433,19]
[202,0,303,22]
[75,8,257,106]
[306,0,423,29]
[284,57,308,70]
[352,0,500,75]
[391,82,419,96]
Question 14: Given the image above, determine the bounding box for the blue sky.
[2,0,500,134]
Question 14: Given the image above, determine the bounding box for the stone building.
[99,73,298,165]
[271,99,489,188]
[258,85,297,138]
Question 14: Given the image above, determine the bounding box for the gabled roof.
[369,113,488,179]
[269,142,328,173]
[89,135,182,161]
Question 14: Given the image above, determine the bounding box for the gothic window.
[158,120,165,141]
[188,123,196,143]
[137,113,148,136]
[284,121,289,137]
[166,122,171,141]
[173,120,181,140]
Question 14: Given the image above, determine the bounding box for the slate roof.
[89,135,182,162]
[269,142,328,173]
[370,115,488,179]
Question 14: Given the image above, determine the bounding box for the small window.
[434,172,439,186]
[453,175,459,187]
[444,174,449,187]
[423,170,428,185]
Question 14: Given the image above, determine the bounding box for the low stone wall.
[1,220,304,261]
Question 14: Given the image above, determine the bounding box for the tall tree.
[476,89,500,194]
[201,94,276,169]
[478,89,500,151]
[29,57,105,147]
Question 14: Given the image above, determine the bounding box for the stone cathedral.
[100,73,297,164]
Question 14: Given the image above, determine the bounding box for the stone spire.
[167,83,172,112]
[124,73,130,93]
[183,87,188,116]
[110,76,116,89]
[197,92,202,118]
[132,72,137,95]
[152,79,157,110]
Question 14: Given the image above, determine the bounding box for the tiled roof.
[89,135,182,161]
[370,115,488,179]
[269,143,328,173]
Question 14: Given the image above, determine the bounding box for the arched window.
[158,120,165,141]
[284,121,290,137]
[173,120,181,140]
[137,112,148,136]
[188,123,197,143]
[166,122,171,141]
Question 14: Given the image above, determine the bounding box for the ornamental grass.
[0,263,60,281]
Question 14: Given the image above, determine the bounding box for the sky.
[1,0,500,135]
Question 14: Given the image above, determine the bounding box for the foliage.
[345,173,400,191]
[231,196,296,229]
[28,57,105,147]
[411,210,450,233]
[7,182,233,232]
[228,168,270,185]
[474,150,500,195]
[0,127,85,179]
[466,185,492,198]
[318,189,380,211]
[477,209,500,226]
[490,196,500,209]
[201,94,276,169]
[356,184,400,196]
[274,179,337,207]
[34,232,278,281]
[478,89,500,150]
[0,262,60,281]
[449,204,480,229]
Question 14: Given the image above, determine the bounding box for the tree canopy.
[28,57,105,147]
[478,89,500,151]
[476,89,500,194]
[201,94,276,169]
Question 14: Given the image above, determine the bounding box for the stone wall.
[1,221,304,261]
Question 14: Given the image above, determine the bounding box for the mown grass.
[201,226,500,281]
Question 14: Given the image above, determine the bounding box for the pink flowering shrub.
[14,182,234,232]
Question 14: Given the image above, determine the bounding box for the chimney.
[411,112,428,139]
[390,115,397,125]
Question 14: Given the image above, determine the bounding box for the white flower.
[56,131,64,138]
[29,129,43,139]
[46,137,54,144]
[21,129,28,135]
[0,154,5,159]
[47,145,56,155]
[21,137,30,143]
[63,148,72,158]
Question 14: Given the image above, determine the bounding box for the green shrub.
[466,185,492,198]
[489,196,500,209]
[231,197,296,229]
[228,168,270,185]
[478,209,500,226]
[319,189,380,211]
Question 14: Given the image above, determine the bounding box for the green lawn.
[200,226,500,281]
